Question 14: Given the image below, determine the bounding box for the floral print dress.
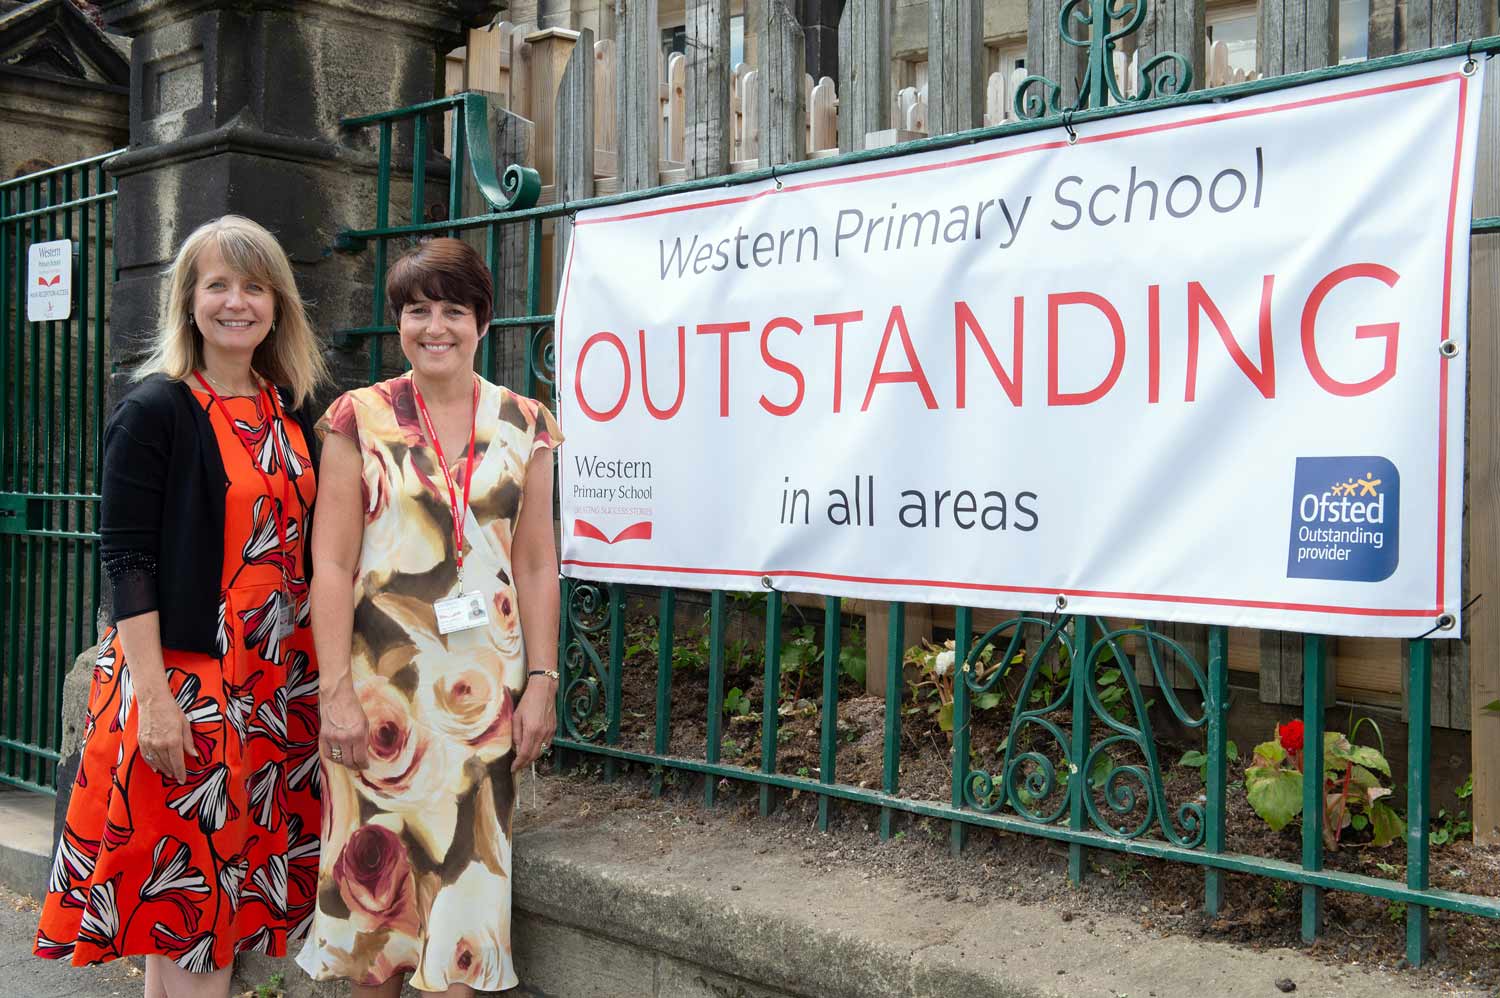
[35,385,321,971]
[296,373,561,992]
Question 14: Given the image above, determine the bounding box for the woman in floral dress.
[297,238,562,996]
[34,215,327,998]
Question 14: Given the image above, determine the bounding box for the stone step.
[0,787,55,900]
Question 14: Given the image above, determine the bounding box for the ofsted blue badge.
[1286,456,1400,583]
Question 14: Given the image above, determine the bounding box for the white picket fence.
[449,25,1263,195]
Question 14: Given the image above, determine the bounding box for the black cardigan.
[100,373,319,655]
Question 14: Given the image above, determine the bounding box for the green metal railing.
[0,151,119,794]
[336,31,1500,970]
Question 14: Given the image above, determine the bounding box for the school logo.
[1286,457,1399,583]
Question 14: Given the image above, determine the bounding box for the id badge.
[435,590,489,634]
[274,589,296,640]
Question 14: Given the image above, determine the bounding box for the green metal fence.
[0,152,119,794]
[336,32,1500,971]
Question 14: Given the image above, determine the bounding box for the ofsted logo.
[1286,456,1399,583]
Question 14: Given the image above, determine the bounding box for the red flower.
[334,825,419,935]
[1278,719,1305,753]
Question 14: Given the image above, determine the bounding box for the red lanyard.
[193,372,293,579]
[412,375,480,588]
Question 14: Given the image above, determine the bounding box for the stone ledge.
[241,773,1451,998]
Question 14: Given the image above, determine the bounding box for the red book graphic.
[37,274,60,287]
[574,519,652,544]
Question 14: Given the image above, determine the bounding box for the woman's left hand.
[511,678,558,772]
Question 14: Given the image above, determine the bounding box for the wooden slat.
[836,0,891,151]
[553,29,595,300]
[466,23,509,100]
[685,0,731,178]
[927,0,985,134]
[755,0,806,167]
[1463,5,1500,840]
[1367,0,1399,58]
[1026,0,1084,110]
[524,28,582,189]
[1134,0,1205,97]
[1256,0,1335,77]
[594,39,618,174]
[507,23,537,122]
[616,0,660,193]
[1406,0,1491,49]
[865,603,932,699]
[808,76,837,153]
[664,51,687,164]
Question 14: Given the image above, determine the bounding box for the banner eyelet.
[1440,339,1460,358]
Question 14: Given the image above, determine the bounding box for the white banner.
[556,58,1486,638]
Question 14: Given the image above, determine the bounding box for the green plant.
[1244,717,1404,849]
[251,972,285,998]
[1023,641,1143,724]
[1176,741,1239,783]
[904,639,1002,734]
[839,642,868,687]
[724,686,752,717]
[1431,773,1474,846]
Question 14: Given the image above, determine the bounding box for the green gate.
[337,29,1500,970]
[0,152,119,794]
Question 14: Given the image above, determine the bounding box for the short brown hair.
[385,238,494,334]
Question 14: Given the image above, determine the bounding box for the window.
[990,43,1026,79]
[1338,0,1370,64]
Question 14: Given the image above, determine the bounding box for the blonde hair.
[134,215,327,408]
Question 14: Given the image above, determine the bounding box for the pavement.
[0,777,1494,998]
[0,883,147,998]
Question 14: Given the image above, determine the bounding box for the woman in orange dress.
[34,215,328,998]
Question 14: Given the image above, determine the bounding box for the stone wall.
[0,72,125,179]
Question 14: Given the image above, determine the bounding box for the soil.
[559,593,1500,994]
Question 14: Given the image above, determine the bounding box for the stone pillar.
[799,0,841,82]
[98,0,503,397]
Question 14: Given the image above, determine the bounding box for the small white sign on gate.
[27,239,72,322]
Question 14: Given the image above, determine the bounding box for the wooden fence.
[453,20,1263,187]
[433,0,1498,833]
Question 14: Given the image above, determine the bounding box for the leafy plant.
[724,686,752,717]
[1431,773,1474,847]
[777,624,856,701]
[1177,741,1239,782]
[249,972,285,998]
[1244,717,1405,849]
[839,642,868,687]
[1024,640,1142,723]
[904,639,1001,734]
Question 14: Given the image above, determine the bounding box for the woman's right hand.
[137,695,196,783]
[320,674,369,769]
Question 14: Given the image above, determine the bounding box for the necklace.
[197,368,260,397]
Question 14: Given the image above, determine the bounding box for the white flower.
[933,650,955,677]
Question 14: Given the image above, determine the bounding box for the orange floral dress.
[34,385,321,972]
[296,373,560,992]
